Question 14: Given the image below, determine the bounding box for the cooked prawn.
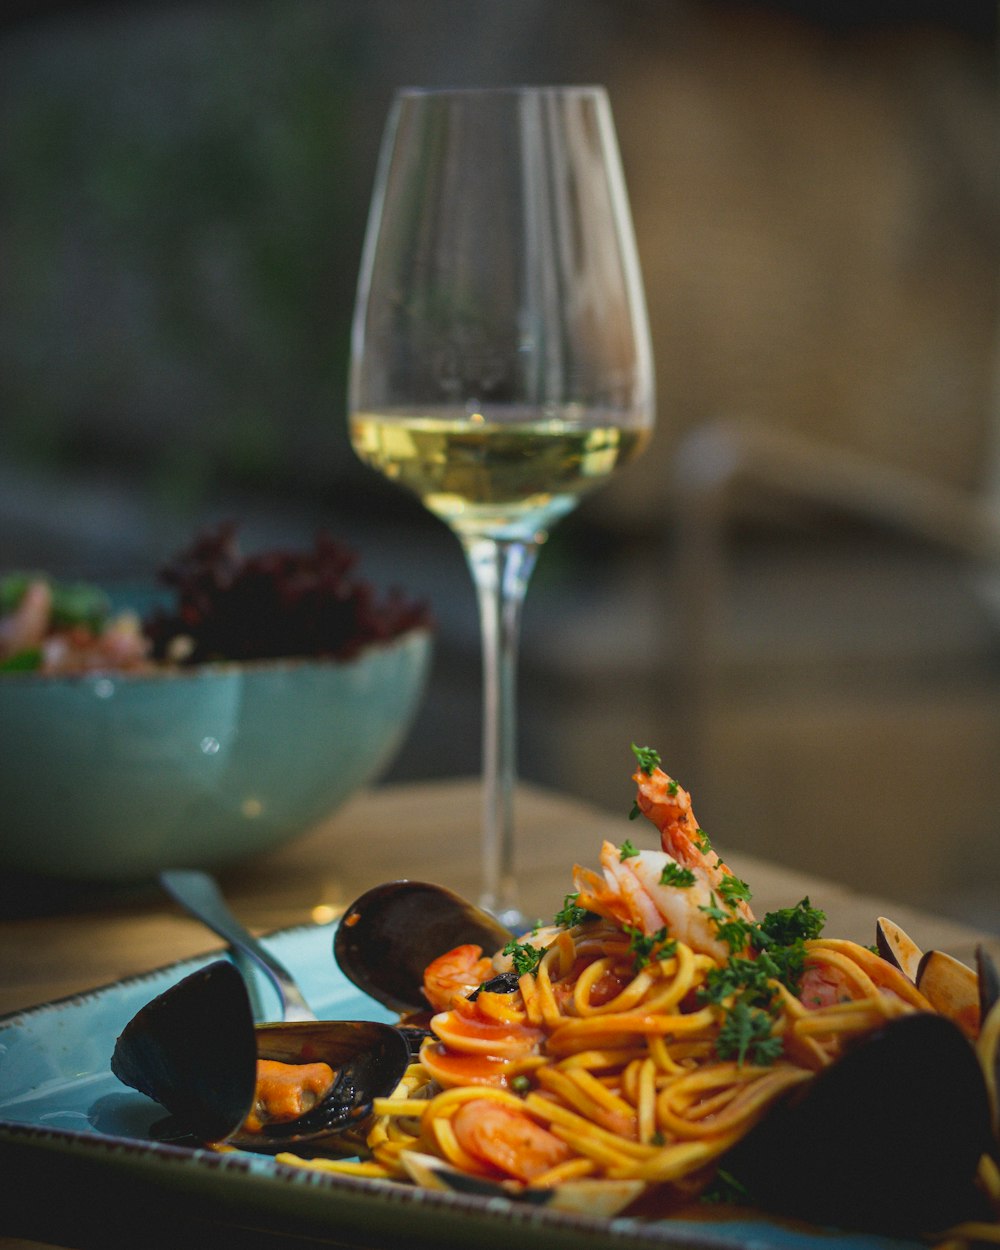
[574,841,744,962]
[423,944,495,1012]
[631,761,751,916]
[451,1098,573,1183]
[0,579,51,658]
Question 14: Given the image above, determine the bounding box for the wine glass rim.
[395,84,608,100]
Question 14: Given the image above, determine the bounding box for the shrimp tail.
[631,763,705,868]
[631,756,754,922]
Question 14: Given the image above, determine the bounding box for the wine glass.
[348,87,654,928]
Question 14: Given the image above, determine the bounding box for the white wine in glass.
[349,87,654,928]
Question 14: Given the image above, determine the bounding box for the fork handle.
[159,868,316,1022]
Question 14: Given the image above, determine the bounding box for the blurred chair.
[669,413,1000,798]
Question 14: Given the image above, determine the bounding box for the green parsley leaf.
[619,839,640,860]
[659,862,696,888]
[502,939,544,977]
[553,893,596,929]
[699,954,777,1011]
[756,898,826,946]
[715,999,783,1066]
[628,801,642,821]
[717,875,752,910]
[666,778,680,796]
[699,895,754,954]
[693,828,713,854]
[630,743,661,774]
[623,925,677,970]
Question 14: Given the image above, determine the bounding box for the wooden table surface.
[1,778,996,1249]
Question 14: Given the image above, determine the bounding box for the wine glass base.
[489,904,532,936]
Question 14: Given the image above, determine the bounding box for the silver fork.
[159,868,316,1022]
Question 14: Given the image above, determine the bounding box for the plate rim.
[0,920,925,1250]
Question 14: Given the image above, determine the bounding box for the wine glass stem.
[461,535,539,930]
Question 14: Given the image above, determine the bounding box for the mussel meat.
[111,959,410,1153]
[722,1012,993,1235]
[333,880,512,1014]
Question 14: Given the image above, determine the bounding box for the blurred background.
[1,0,997,930]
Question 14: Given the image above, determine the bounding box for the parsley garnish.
[502,939,544,977]
[699,896,755,954]
[553,892,596,929]
[624,925,677,970]
[659,862,696,888]
[510,1074,532,1093]
[699,1168,752,1206]
[693,828,712,854]
[755,898,826,946]
[695,896,827,1067]
[716,999,784,1066]
[619,839,640,860]
[630,743,661,774]
[700,954,777,1010]
[717,874,752,909]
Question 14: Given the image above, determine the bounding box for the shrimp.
[574,841,743,962]
[451,1099,573,1183]
[571,758,755,961]
[423,944,495,1012]
[0,578,52,658]
[631,760,748,910]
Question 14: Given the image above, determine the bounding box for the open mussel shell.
[399,1151,644,1217]
[111,959,257,1143]
[111,959,410,1153]
[978,945,999,1020]
[722,1012,993,1235]
[875,916,923,982]
[333,880,513,1013]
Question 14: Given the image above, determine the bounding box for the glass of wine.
[348,87,654,928]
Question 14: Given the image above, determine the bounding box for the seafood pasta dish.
[308,747,998,1240]
[113,746,1000,1244]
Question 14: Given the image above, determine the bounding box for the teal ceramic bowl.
[0,628,432,881]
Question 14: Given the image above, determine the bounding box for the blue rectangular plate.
[0,921,923,1249]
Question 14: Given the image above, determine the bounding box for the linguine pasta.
[279,747,999,1243]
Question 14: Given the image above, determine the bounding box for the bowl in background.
[0,627,432,882]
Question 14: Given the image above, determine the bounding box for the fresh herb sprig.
[698,897,827,1065]
[624,925,677,971]
[630,743,661,774]
[553,893,596,929]
[715,999,785,1066]
[502,939,544,977]
[659,862,696,888]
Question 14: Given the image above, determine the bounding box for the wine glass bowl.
[349,86,654,925]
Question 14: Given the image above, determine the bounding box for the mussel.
[111,959,410,1153]
[877,917,992,1041]
[722,1011,993,1235]
[333,880,513,1014]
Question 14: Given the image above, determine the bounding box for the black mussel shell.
[469,971,521,999]
[722,1012,993,1235]
[111,958,410,1152]
[978,945,999,1021]
[333,880,512,1013]
[112,960,256,1143]
[231,1018,410,1152]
